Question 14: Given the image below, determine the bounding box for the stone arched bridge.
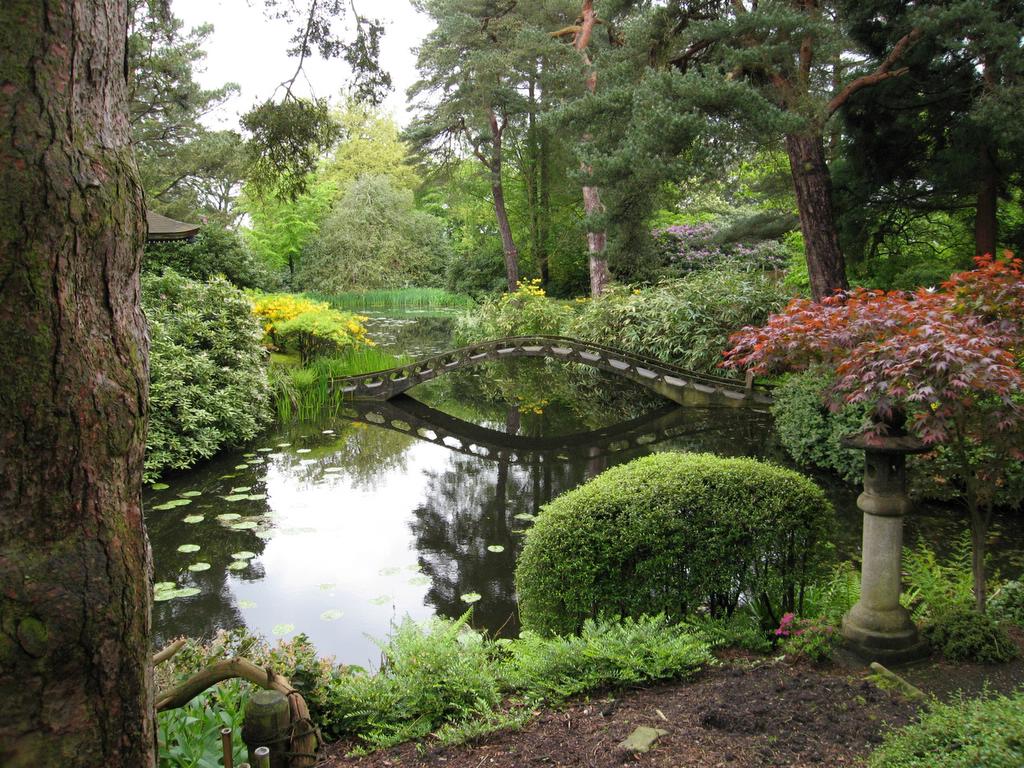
[331,335,771,407]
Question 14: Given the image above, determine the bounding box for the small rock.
[618,726,669,753]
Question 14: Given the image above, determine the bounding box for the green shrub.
[568,266,790,374]
[922,607,1018,663]
[453,280,575,344]
[901,536,975,622]
[501,614,713,701]
[321,614,503,750]
[158,680,249,768]
[869,691,1024,768]
[143,271,271,480]
[990,580,1024,627]
[774,613,839,662]
[515,452,834,636]
[770,369,868,484]
[144,226,277,290]
[801,561,861,625]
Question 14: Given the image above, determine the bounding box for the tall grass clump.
[311,287,476,311]
[271,347,410,421]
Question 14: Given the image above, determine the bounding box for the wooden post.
[221,727,233,768]
[242,690,290,768]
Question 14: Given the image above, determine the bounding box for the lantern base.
[841,605,929,665]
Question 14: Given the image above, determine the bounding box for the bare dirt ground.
[319,631,1024,768]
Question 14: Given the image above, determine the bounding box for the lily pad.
[234,464,249,470]
[378,566,402,576]
[153,498,192,511]
[324,467,343,473]
[223,494,249,502]
[177,544,201,553]
[322,429,335,434]
[242,453,257,458]
[320,609,344,621]
[408,575,431,586]
[257,447,273,453]
[513,513,537,522]
[238,600,257,609]
[487,545,505,553]
[460,592,482,604]
[254,530,274,540]
[154,581,177,592]
[231,521,258,530]
[272,623,295,636]
[179,491,202,498]
[216,513,241,522]
[227,560,249,570]
[230,486,252,493]
[231,551,256,560]
[246,493,267,501]
[296,448,312,454]
[154,586,201,602]
[150,482,170,491]
[276,442,292,448]
[369,595,392,606]
[187,562,211,572]
[405,564,422,572]
[182,515,205,524]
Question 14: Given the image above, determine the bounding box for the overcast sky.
[174,0,432,128]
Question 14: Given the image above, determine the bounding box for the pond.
[146,311,1024,666]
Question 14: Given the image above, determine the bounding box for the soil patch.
[319,631,1024,767]
[319,659,916,768]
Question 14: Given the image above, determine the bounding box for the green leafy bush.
[453,279,575,344]
[501,614,712,701]
[774,613,839,663]
[144,226,277,290]
[297,174,453,292]
[515,452,834,636]
[869,691,1024,768]
[990,580,1024,627]
[770,369,868,484]
[320,614,503,750]
[143,271,271,480]
[922,607,1018,663]
[568,266,790,374]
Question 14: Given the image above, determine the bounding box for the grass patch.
[309,288,476,312]
[271,347,410,421]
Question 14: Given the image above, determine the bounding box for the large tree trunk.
[0,2,153,767]
[785,132,848,301]
[538,126,551,287]
[488,110,520,292]
[574,0,611,297]
[974,144,999,258]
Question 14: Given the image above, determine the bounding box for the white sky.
[174,0,432,129]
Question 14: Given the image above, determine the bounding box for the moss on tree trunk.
[0,1,153,766]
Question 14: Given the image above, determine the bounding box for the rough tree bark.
[974,144,999,258]
[0,2,153,766]
[784,132,849,301]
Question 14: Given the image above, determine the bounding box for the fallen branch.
[868,661,926,701]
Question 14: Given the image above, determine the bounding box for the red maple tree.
[723,254,1024,610]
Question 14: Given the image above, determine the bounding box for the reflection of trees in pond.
[270,419,416,491]
[363,313,456,357]
[147,488,271,645]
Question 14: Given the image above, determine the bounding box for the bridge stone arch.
[330,336,772,407]
[346,395,729,466]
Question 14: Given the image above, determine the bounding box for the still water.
[146,311,1024,666]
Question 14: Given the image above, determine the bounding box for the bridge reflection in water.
[341,391,775,638]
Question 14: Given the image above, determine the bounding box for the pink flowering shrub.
[775,613,838,663]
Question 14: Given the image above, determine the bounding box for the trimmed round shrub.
[515,452,833,636]
[869,691,1024,768]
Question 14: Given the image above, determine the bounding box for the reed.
[271,347,410,421]
[307,287,476,311]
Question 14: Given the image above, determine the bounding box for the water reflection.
[146,350,1024,666]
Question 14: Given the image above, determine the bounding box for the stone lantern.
[840,414,931,663]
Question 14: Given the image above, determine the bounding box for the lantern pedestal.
[841,428,931,664]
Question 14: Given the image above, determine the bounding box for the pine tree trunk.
[488,110,519,292]
[0,2,154,766]
[583,182,611,296]
[974,144,998,258]
[785,132,849,301]
[538,125,551,287]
